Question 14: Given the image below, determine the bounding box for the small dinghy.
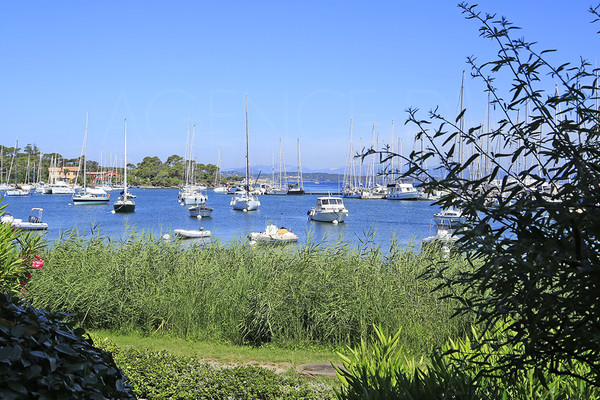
[248,224,298,244]
[174,227,211,239]
[1,208,48,230]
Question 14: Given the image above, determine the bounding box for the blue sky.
[1,1,597,171]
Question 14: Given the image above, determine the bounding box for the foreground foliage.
[367,2,600,385]
[27,231,470,355]
[0,294,135,400]
[335,324,600,399]
[96,336,335,400]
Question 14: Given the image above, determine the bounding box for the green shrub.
[335,323,600,399]
[0,293,135,400]
[95,336,335,400]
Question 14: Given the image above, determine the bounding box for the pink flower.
[25,273,32,279]
[34,254,43,261]
[32,260,44,270]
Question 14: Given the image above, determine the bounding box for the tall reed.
[27,230,471,355]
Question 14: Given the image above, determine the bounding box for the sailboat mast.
[297,138,303,189]
[124,119,128,196]
[245,95,250,192]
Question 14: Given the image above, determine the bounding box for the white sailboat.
[266,139,288,195]
[212,147,228,193]
[5,140,31,196]
[179,124,208,205]
[113,119,135,213]
[230,96,260,211]
[342,119,361,198]
[72,113,110,205]
[287,138,304,195]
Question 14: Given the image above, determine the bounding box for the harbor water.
[1,182,442,249]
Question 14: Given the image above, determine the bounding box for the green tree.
[371,3,600,386]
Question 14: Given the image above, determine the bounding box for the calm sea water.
[2,182,442,249]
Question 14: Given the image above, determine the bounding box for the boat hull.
[113,200,136,213]
[189,204,213,218]
[174,228,211,238]
[308,209,348,223]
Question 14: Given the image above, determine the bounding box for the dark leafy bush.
[0,293,135,400]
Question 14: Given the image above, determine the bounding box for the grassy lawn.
[91,330,343,373]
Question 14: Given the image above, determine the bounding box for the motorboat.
[308,195,349,223]
[433,208,467,225]
[386,182,420,200]
[213,186,228,194]
[422,218,460,248]
[360,184,388,199]
[72,187,110,205]
[5,187,31,196]
[1,208,48,230]
[189,203,213,218]
[174,227,211,239]
[248,224,298,244]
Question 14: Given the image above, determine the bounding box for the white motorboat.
[50,180,75,194]
[433,208,467,225]
[5,187,31,196]
[423,218,458,246]
[386,182,420,200]
[1,208,48,230]
[174,227,211,239]
[248,224,298,244]
[179,186,208,205]
[189,203,213,218]
[360,184,388,199]
[213,186,228,194]
[308,195,349,223]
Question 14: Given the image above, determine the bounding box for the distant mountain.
[222,164,345,175]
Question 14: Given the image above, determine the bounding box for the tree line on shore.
[0,145,239,187]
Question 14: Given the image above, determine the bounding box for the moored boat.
[248,224,298,244]
[188,203,213,218]
[113,119,135,213]
[308,195,349,223]
[174,227,211,238]
[1,208,48,230]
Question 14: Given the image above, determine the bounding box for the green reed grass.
[26,230,471,356]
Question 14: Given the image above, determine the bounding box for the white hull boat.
[213,186,228,194]
[248,224,298,244]
[308,196,349,223]
[230,192,260,211]
[433,208,467,225]
[189,204,213,218]
[1,208,48,230]
[174,227,211,238]
[386,182,420,200]
[5,188,31,196]
[179,190,208,205]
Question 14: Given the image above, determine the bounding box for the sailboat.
[113,119,135,213]
[287,138,304,195]
[179,124,208,205]
[342,119,361,198]
[5,140,31,196]
[72,113,110,205]
[230,96,261,211]
[266,139,288,195]
[212,147,228,193]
